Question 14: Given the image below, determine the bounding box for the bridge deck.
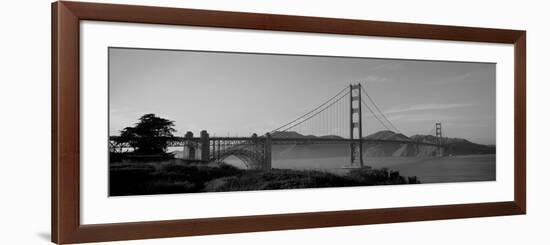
[268,137,442,147]
[109,136,444,147]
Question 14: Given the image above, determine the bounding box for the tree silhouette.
[119,114,176,154]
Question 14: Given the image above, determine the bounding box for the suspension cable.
[361,98,393,131]
[361,85,402,134]
[270,86,349,133]
[282,91,350,133]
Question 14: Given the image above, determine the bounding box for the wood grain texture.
[71,202,522,244]
[51,1,527,244]
[51,2,58,243]
[61,1,524,43]
[52,1,81,243]
[514,33,527,213]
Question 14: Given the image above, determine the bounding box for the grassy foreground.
[110,162,420,196]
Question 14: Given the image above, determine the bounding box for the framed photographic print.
[52,1,526,244]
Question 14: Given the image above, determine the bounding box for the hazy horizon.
[109,47,496,145]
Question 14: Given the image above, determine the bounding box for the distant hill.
[271,131,344,139]
[364,130,411,141]
[271,131,306,138]
[270,130,494,157]
[318,135,345,139]
[411,134,468,144]
[411,135,495,155]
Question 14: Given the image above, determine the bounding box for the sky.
[109,47,496,145]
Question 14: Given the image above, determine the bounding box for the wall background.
[0,0,547,244]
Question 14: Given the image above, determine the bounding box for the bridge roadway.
[109,135,445,170]
[270,137,441,147]
[109,136,442,147]
[109,136,443,148]
[167,136,442,147]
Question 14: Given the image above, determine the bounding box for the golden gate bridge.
[110,83,446,169]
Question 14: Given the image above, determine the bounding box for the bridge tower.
[435,122,443,156]
[200,130,210,161]
[349,83,364,167]
[184,131,195,160]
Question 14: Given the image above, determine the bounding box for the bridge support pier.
[264,133,272,170]
[200,130,210,161]
[184,131,195,160]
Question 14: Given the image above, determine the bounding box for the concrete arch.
[216,148,265,170]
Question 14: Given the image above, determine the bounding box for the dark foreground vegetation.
[110,161,420,196]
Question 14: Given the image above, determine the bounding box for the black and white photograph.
[108,47,496,196]
[4,0,544,244]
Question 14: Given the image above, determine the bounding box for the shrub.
[110,161,421,196]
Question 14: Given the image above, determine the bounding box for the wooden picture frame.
[51,1,526,244]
